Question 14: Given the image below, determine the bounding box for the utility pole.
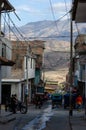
[0,6,2,114]
[69,9,73,116]
[25,46,31,112]
[85,65,86,116]
[25,54,29,113]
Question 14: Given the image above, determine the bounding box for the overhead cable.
[7,13,27,42]
[2,14,20,42]
[49,0,59,33]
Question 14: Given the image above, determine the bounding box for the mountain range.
[5,19,86,83]
[5,19,86,41]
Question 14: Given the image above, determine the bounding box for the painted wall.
[24,56,35,79]
[11,82,22,101]
[0,37,12,78]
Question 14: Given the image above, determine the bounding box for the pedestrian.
[5,96,9,111]
[76,94,83,111]
[11,94,18,113]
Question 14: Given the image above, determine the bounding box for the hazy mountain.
[5,19,86,41]
[4,19,86,82]
[16,20,71,41]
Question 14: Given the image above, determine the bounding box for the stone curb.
[0,112,16,124]
[0,115,16,124]
[0,114,16,124]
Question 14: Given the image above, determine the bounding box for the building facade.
[2,40,45,104]
[74,34,86,95]
[0,0,15,106]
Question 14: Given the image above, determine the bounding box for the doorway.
[1,84,11,104]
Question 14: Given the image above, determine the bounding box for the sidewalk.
[70,110,86,130]
[0,104,34,124]
[43,109,86,130]
[0,105,16,124]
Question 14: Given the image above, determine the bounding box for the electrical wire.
[28,35,77,39]
[2,14,20,41]
[3,12,33,61]
[59,0,70,34]
[3,12,31,52]
[75,23,84,44]
[2,2,79,43]
[64,0,70,20]
[6,10,72,40]
[7,13,28,42]
[2,0,73,41]
[27,10,72,40]
[3,12,6,35]
[49,0,59,34]
[3,9,29,43]
[56,10,71,22]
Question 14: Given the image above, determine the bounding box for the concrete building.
[72,0,86,115]
[74,34,86,95]
[29,40,45,95]
[0,0,15,108]
[2,40,36,104]
[1,40,45,105]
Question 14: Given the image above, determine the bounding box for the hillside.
[5,19,86,42]
[43,40,70,83]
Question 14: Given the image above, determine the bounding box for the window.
[2,43,6,58]
[80,64,85,81]
[31,58,32,68]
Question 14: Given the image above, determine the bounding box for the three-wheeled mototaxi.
[51,93,62,109]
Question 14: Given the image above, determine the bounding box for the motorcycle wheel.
[20,106,27,114]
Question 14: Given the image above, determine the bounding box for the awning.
[0,56,15,66]
[0,0,15,13]
[72,0,86,22]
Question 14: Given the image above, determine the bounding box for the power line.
[7,13,28,42]
[75,23,84,44]
[27,35,77,39]
[2,14,20,46]
[49,0,59,33]
[3,12,31,51]
[5,8,72,41]
[64,0,70,20]
[2,14,28,51]
[56,11,71,22]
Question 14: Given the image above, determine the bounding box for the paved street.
[43,108,86,130]
[0,101,86,130]
[0,101,50,130]
[43,109,70,130]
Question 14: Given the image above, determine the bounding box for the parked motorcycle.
[35,100,42,109]
[6,101,27,114]
[16,101,27,114]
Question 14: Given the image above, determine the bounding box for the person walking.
[76,94,83,111]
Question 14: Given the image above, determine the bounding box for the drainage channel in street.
[22,105,54,130]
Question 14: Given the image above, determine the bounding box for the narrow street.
[22,106,71,130]
[0,101,71,130]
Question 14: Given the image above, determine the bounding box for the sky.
[8,0,72,27]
